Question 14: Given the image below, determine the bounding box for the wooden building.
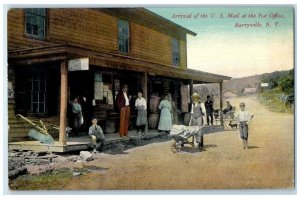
[7,8,230,151]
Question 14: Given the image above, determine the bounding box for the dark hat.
[91,117,98,122]
[207,95,211,98]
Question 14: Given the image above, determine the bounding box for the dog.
[229,121,238,129]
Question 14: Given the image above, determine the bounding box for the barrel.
[105,121,116,134]
[149,96,161,113]
[148,113,159,129]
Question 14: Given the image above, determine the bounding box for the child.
[235,102,254,149]
[88,118,105,153]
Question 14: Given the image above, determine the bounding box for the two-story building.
[7,8,230,151]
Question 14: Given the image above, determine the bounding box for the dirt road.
[11,96,295,190]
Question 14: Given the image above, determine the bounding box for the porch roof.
[8,44,231,83]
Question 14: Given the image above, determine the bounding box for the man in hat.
[235,102,254,149]
[88,118,105,153]
[205,95,214,125]
[116,84,131,137]
[190,93,206,148]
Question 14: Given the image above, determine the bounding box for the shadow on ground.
[104,134,172,155]
[247,146,260,149]
[175,144,218,153]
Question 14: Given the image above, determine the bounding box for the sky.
[148,6,294,78]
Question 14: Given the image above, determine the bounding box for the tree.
[278,69,294,94]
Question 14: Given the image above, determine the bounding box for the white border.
[1,0,298,198]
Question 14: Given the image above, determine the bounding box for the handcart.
[170,125,201,153]
[170,124,225,153]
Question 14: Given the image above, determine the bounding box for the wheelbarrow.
[16,114,71,145]
[170,125,225,153]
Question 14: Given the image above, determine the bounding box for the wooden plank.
[8,141,90,152]
[8,144,65,152]
[9,55,67,65]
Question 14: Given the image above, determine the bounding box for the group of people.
[188,93,215,148]
[116,84,173,137]
[70,83,253,153]
[189,93,254,150]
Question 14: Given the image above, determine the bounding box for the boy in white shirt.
[235,102,254,149]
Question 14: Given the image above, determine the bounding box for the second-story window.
[118,19,129,53]
[172,38,180,66]
[25,8,46,39]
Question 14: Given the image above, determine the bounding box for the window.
[30,71,46,115]
[25,8,46,39]
[172,38,180,66]
[118,19,129,53]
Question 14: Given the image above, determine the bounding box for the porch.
[8,130,168,153]
[8,44,231,149]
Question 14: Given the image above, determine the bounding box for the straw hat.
[192,93,200,99]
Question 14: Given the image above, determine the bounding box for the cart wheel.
[171,141,179,153]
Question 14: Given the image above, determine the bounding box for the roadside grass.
[257,89,293,113]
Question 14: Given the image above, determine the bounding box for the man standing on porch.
[116,84,131,137]
[205,95,214,125]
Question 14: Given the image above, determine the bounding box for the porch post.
[142,72,148,101]
[142,72,148,132]
[219,82,224,126]
[189,79,193,103]
[59,60,68,145]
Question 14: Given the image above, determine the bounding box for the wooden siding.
[7,9,55,50]
[8,8,187,68]
[7,64,61,142]
[179,38,187,69]
[130,22,172,66]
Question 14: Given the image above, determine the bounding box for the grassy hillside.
[195,70,291,97]
[193,69,294,113]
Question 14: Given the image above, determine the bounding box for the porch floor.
[8,130,167,153]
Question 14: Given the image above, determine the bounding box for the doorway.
[68,71,94,132]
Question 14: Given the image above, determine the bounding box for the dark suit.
[205,100,214,125]
[116,92,130,137]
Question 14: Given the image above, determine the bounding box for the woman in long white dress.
[158,95,172,133]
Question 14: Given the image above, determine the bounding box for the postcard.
[5,5,295,192]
